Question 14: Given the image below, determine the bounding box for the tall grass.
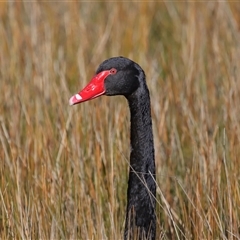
[0,1,240,239]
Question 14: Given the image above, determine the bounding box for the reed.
[0,2,240,239]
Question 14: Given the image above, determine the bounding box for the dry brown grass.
[1,1,240,239]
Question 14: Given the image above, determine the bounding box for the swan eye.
[110,68,117,75]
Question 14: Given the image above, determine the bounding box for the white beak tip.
[69,96,75,106]
[69,94,82,106]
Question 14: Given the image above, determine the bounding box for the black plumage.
[70,57,156,240]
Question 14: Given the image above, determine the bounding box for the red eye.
[110,68,117,75]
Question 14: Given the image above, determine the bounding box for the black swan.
[69,57,156,240]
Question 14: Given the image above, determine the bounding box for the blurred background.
[0,1,240,239]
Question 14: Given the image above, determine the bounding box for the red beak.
[69,70,111,105]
